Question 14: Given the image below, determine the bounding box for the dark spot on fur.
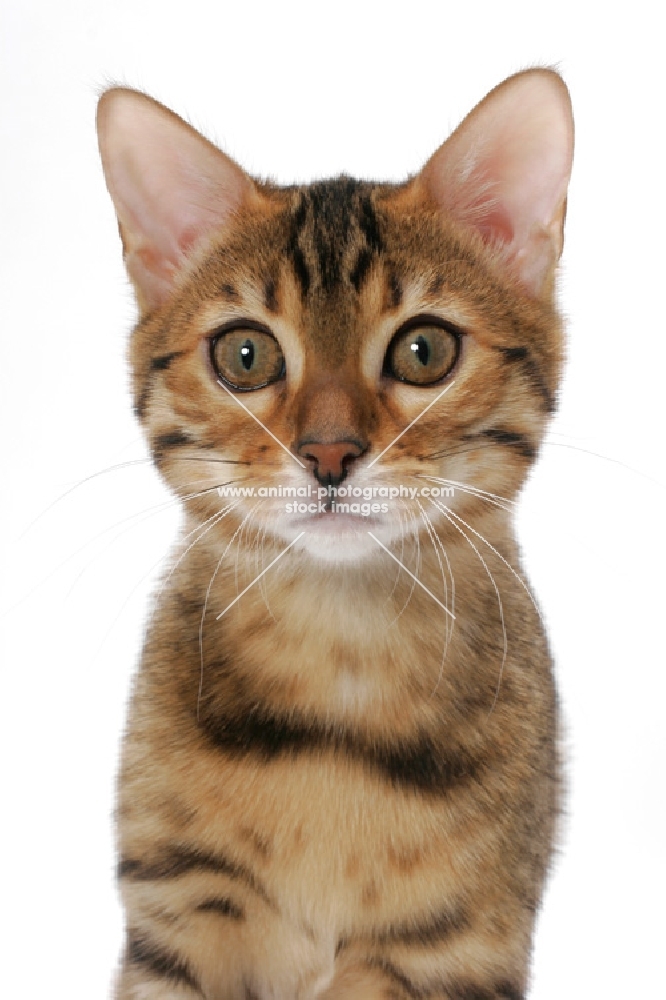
[195,897,244,920]
[357,194,383,254]
[134,385,150,420]
[373,902,468,945]
[496,345,554,413]
[152,430,193,454]
[286,194,311,298]
[361,881,379,906]
[386,843,422,874]
[150,351,184,371]
[429,273,444,295]
[264,276,278,313]
[239,825,272,859]
[388,271,402,308]
[350,247,374,292]
[468,428,536,461]
[126,930,201,993]
[497,346,528,363]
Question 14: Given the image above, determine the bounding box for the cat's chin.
[277,513,390,564]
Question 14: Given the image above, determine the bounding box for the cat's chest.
[146,734,469,926]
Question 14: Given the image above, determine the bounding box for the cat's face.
[98,71,573,564]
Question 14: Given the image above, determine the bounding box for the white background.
[1,2,664,997]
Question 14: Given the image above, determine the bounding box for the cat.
[97,68,574,999]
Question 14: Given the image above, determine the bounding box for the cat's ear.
[418,69,574,297]
[96,88,257,312]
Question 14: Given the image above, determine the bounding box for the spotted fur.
[98,69,574,999]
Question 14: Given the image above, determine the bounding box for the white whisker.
[214,532,305,621]
[386,503,421,628]
[415,501,454,700]
[155,499,242,604]
[197,501,266,720]
[89,500,243,667]
[366,380,455,468]
[430,500,506,714]
[416,473,515,512]
[257,515,277,622]
[416,500,455,641]
[444,506,544,626]
[216,380,306,468]
[368,531,455,620]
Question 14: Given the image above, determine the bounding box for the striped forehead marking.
[285,178,384,299]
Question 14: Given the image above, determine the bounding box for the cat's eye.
[210,322,285,391]
[383,317,460,386]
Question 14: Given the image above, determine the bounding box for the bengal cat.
[97,68,574,999]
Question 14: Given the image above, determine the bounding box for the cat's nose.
[297,439,366,488]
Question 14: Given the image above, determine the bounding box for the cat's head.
[97,71,573,564]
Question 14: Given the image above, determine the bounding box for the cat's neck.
[162,511,525,737]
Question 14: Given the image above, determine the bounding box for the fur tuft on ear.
[418,69,574,297]
[96,89,256,312]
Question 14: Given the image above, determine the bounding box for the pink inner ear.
[179,225,202,256]
[475,207,515,246]
[97,88,256,311]
[419,70,574,296]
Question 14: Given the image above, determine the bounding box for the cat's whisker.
[385,504,407,604]
[430,499,507,715]
[168,454,252,466]
[386,503,421,629]
[243,508,266,616]
[415,501,455,700]
[17,457,154,541]
[366,380,456,468]
[233,499,267,613]
[256,515,277,623]
[383,504,409,606]
[152,499,244,606]
[89,499,244,667]
[420,436,664,493]
[443,505,545,628]
[420,439,529,466]
[5,479,245,620]
[197,501,266,721]
[63,480,240,602]
[368,528,454,622]
[414,474,516,512]
[215,379,306,470]
[540,439,665,489]
[214,529,305,625]
[18,452,247,546]
[416,499,455,644]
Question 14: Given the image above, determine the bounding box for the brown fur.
[98,70,573,999]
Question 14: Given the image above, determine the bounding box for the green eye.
[384,318,460,386]
[210,323,285,390]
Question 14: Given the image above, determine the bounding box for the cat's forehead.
[281,175,387,300]
[202,176,490,338]
[186,175,412,365]
[173,172,520,374]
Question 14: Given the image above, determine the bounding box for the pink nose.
[297,440,365,487]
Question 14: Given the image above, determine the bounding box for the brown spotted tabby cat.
[97,69,574,999]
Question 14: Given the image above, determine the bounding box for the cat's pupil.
[411,335,429,366]
[240,340,254,370]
